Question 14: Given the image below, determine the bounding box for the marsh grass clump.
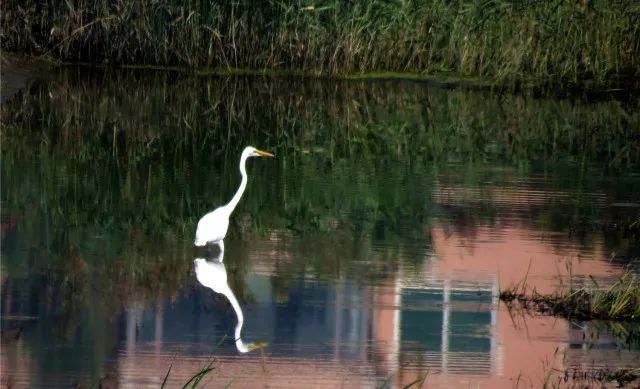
[500,273,640,321]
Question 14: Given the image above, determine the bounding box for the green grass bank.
[2,0,639,91]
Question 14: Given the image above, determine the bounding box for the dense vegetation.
[2,0,639,90]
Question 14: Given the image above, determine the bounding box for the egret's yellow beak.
[255,149,275,157]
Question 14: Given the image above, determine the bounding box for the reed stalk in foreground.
[500,272,640,321]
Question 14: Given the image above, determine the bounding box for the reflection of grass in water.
[500,272,640,321]
[97,240,193,306]
[2,70,638,317]
[2,69,638,240]
[2,70,639,168]
[542,367,640,389]
[378,371,428,389]
[6,225,196,324]
[2,70,639,338]
[587,320,640,350]
[524,322,640,388]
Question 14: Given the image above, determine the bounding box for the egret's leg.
[218,240,225,261]
[213,248,224,263]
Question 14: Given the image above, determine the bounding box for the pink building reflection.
[2,183,637,388]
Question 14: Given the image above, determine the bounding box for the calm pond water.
[1,66,640,388]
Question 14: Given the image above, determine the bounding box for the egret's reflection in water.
[194,253,267,353]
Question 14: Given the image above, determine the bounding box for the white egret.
[194,254,267,353]
[194,146,274,252]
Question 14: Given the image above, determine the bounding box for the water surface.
[2,67,639,388]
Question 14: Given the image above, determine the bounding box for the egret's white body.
[194,146,274,252]
[194,257,228,294]
[194,255,267,353]
[194,208,230,250]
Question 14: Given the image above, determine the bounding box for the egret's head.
[244,146,275,158]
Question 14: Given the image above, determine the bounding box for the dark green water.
[1,67,639,388]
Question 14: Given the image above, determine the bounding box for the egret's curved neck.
[224,153,249,214]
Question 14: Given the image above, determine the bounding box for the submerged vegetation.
[543,367,640,389]
[2,1,640,90]
[500,272,640,321]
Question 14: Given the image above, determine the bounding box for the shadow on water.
[1,65,639,387]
